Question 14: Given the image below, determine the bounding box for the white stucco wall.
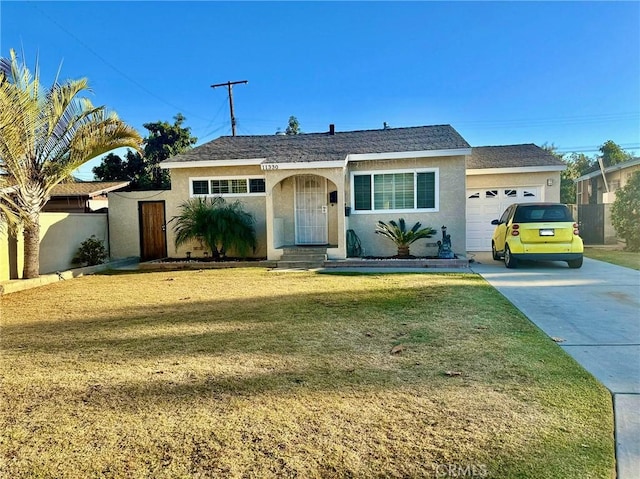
[108,191,171,259]
[39,213,109,274]
[346,155,467,258]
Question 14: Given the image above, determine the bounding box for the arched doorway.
[294,175,328,244]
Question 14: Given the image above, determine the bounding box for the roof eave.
[161,158,266,169]
[347,148,472,162]
[466,165,566,176]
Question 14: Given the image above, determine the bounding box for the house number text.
[261,164,279,170]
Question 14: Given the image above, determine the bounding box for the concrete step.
[281,246,328,254]
[279,253,327,262]
[276,261,324,270]
[277,246,328,269]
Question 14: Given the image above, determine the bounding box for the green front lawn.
[0,269,614,478]
[584,246,640,270]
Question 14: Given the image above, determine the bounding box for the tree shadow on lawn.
[0,279,594,403]
[0,282,482,355]
[0,274,616,478]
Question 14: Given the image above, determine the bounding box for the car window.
[499,207,511,224]
[513,205,573,223]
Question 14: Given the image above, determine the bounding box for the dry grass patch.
[0,269,614,478]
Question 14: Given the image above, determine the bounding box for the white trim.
[189,175,266,198]
[350,168,439,214]
[261,160,346,170]
[163,148,472,170]
[346,148,471,162]
[466,165,565,176]
[162,158,266,169]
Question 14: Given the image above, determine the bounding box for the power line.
[28,2,210,122]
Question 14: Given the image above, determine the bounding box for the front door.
[139,201,167,261]
[294,175,328,245]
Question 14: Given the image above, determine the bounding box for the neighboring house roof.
[468,144,565,170]
[163,125,471,166]
[49,181,130,198]
[575,157,640,182]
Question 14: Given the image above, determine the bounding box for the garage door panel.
[466,187,539,251]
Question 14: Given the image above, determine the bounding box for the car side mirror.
[491,219,500,225]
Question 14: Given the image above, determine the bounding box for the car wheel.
[567,257,583,269]
[492,242,500,261]
[504,245,517,269]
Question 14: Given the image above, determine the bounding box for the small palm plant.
[172,197,256,259]
[375,218,436,258]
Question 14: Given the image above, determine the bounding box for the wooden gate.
[578,204,604,245]
[138,201,167,261]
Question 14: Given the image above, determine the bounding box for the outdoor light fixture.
[547,179,554,186]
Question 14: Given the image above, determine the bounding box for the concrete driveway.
[469,252,640,479]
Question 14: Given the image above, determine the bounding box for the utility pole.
[211,80,248,136]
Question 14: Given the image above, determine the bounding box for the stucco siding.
[38,213,109,274]
[0,223,23,281]
[108,191,171,259]
[166,168,267,258]
[2,214,108,280]
[346,155,467,257]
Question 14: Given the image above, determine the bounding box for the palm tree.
[0,49,142,278]
[375,218,436,258]
[172,197,256,259]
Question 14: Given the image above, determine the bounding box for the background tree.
[561,153,593,204]
[93,151,132,181]
[93,113,197,189]
[611,170,640,251]
[172,197,256,259]
[285,116,301,135]
[599,140,633,167]
[144,113,197,188]
[0,49,142,278]
[551,140,632,204]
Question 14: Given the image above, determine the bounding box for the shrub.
[172,197,256,259]
[375,219,436,258]
[611,170,640,251]
[73,235,107,266]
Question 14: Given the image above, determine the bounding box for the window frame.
[350,168,439,214]
[189,176,267,198]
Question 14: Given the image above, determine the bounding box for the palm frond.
[375,218,436,247]
[0,48,144,277]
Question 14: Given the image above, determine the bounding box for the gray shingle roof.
[50,181,130,197]
[164,125,470,164]
[469,144,565,169]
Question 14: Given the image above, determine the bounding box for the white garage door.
[466,187,539,251]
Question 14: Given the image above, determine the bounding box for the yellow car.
[491,203,584,269]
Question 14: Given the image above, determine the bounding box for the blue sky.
[2,1,639,180]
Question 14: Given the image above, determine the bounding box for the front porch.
[265,170,347,261]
